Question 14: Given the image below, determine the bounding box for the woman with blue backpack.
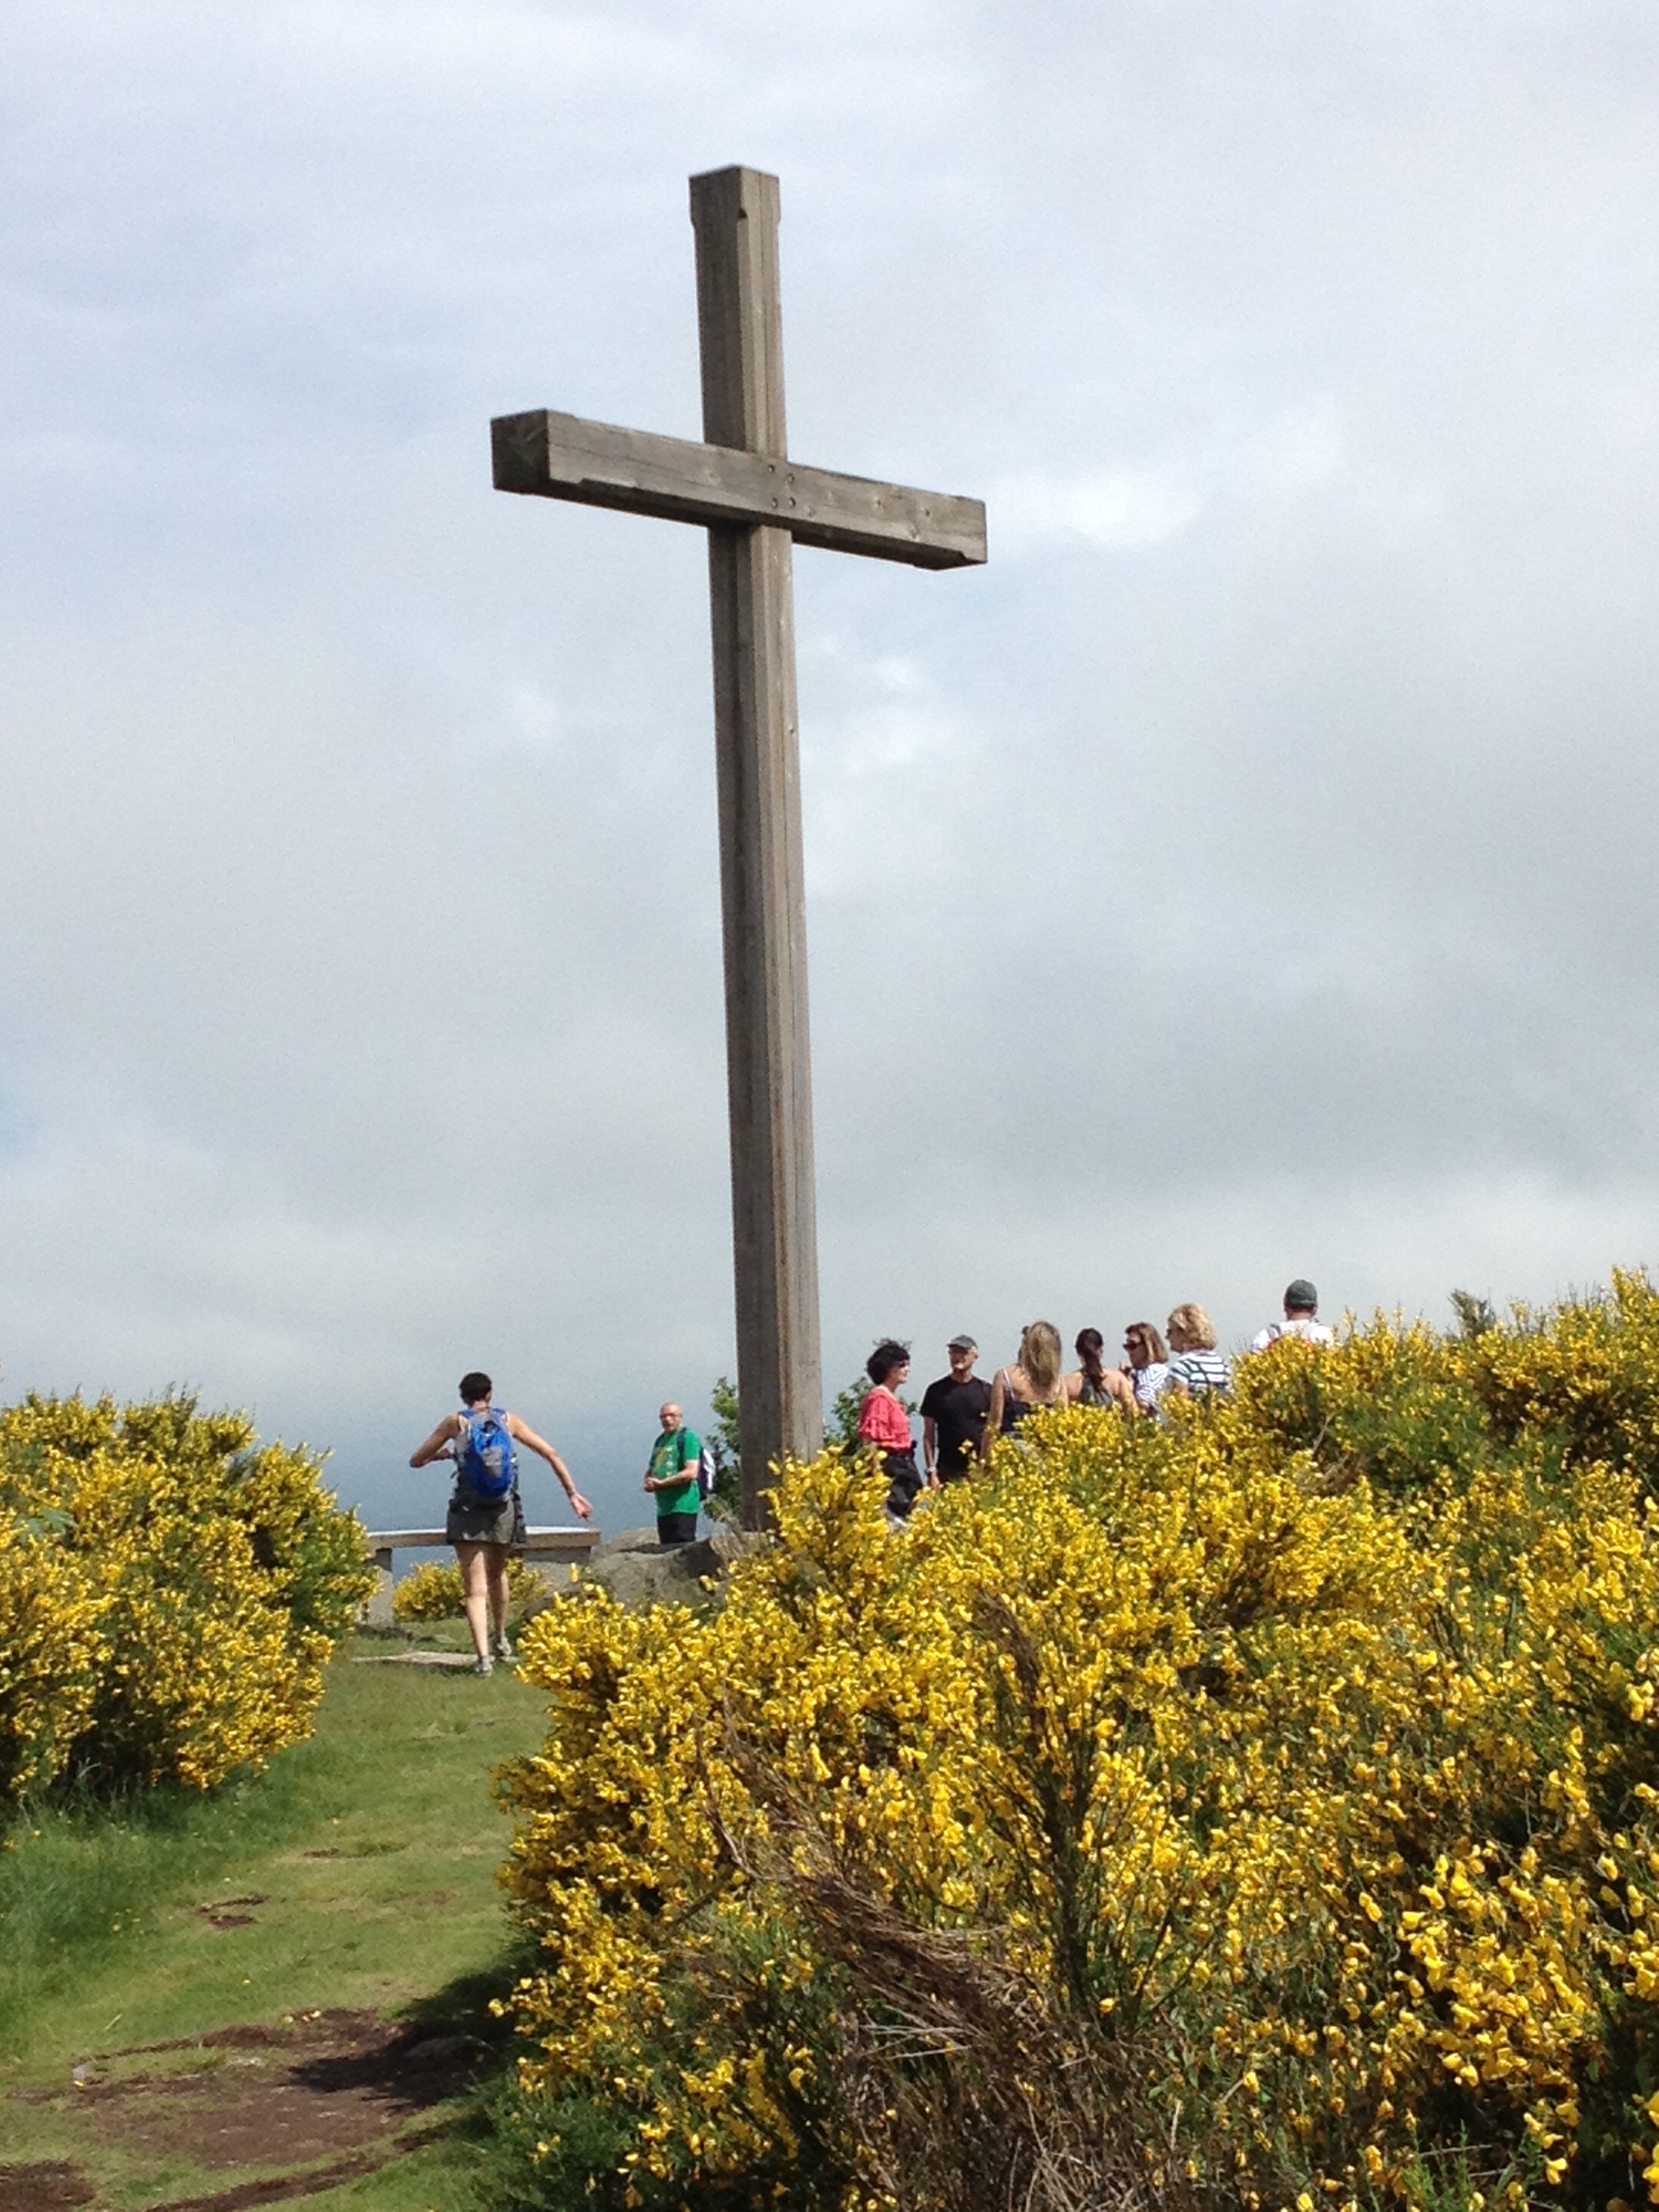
[409,1371,592,1675]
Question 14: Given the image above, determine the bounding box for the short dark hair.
[458,1371,492,1405]
[866,1338,909,1385]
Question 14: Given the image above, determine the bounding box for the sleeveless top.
[998,1369,1065,1431]
[1077,1372,1113,1408]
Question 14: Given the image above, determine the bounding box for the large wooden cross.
[491,165,986,1525]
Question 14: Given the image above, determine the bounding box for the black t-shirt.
[920,1374,993,1477]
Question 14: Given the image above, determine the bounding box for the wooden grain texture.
[691,167,826,1518]
[491,409,987,569]
[489,163,986,1525]
[366,1528,599,1553]
[691,163,785,455]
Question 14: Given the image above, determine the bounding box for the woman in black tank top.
[987,1321,1072,1447]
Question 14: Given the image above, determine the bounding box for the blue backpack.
[456,1406,517,1499]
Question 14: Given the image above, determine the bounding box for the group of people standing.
[407,1284,1338,1671]
[857,1279,1336,1520]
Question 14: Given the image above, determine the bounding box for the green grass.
[0,1635,552,2210]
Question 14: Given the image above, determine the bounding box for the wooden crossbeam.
[492,409,987,571]
[491,167,985,1523]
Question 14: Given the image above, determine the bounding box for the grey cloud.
[4,0,1659,1532]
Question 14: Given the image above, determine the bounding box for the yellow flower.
[497,1284,1659,2206]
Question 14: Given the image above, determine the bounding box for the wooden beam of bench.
[491,409,987,571]
[366,1527,600,1551]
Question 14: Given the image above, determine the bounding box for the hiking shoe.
[472,1656,493,1677]
[491,1633,516,1662]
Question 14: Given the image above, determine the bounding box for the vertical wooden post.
[690,165,823,1524]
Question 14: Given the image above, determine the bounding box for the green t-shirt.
[649,1427,701,1518]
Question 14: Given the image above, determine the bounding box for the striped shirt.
[1131,1361,1170,1411]
[1166,1349,1233,1398]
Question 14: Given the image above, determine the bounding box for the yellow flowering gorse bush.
[499,1273,1659,2212]
[392,1555,546,1623]
[0,1391,374,1801]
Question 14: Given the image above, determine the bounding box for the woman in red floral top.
[858,1339,921,1521]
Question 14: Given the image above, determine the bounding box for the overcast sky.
[5,0,1658,1533]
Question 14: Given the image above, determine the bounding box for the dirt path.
[4,2009,478,2210]
[1,1638,546,2211]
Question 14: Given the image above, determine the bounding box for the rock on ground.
[524,1523,765,1615]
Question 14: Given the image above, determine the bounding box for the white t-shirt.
[1250,1316,1336,1351]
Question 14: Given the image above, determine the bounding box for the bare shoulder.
[409,1408,466,1469]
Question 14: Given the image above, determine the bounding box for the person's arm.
[922,1414,939,1485]
[645,1429,695,1494]
[983,1372,1006,1458]
[409,1413,462,1469]
[1107,1366,1136,1414]
[505,1412,594,1520]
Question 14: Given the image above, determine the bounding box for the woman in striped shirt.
[1164,1304,1233,1399]
[1122,1321,1171,1412]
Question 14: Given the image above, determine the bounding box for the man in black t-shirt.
[921,1336,993,1484]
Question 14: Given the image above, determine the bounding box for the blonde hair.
[1019,1320,1063,1397]
[1166,1303,1216,1352]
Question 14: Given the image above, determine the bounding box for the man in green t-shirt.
[643,1401,702,1549]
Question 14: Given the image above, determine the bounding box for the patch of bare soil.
[140,2130,449,2211]
[16,2009,483,2210]
[0,2163,96,2211]
[194,1892,269,1931]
